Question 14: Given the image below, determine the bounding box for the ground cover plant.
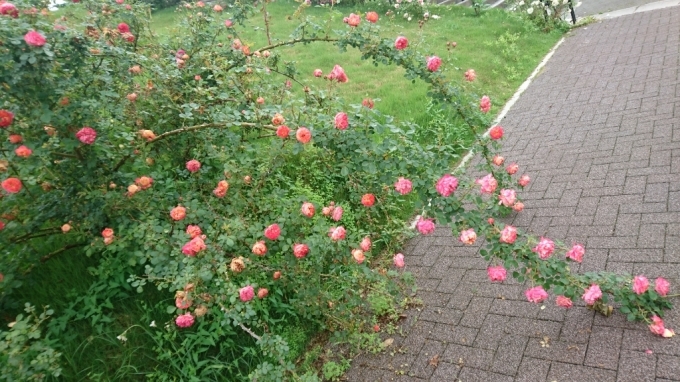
[1,0,673,381]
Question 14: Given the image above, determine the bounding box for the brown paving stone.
[410,340,447,379]
[489,333,528,376]
[547,361,617,382]
[617,350,656,382]
[515,357,551,382]
[656,354,680,380]
[428,361,460,381]
[455,367,514,382]
[584,326,623,370]
[473,314,509,350]
[442,344,494,370]
[524,337,587,364]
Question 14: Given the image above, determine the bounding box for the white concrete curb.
[594,0,680,19]
[410,35,566,229]
[454,36,566,172]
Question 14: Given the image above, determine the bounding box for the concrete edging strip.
[594,0,680,19]
[409,35,566,228]
[455,35,566,172]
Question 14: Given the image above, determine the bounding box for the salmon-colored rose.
[170,206,187,221]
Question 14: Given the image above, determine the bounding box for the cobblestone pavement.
[345,7,680,382]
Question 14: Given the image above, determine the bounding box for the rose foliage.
[0,0,673,379]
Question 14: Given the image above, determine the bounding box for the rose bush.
[0,0,673,379]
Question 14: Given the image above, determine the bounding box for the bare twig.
[239,322,262,341]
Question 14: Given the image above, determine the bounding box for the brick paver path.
[346,7,680,382]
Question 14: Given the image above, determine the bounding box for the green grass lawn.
[10,3,563,380]
[147,2,561,125]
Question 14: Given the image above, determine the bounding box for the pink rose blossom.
[436,174,458,197]
[416,218,435,235]
[76,127,97,145]
[293,243,309,258]
[296,127,311,143]
[186,159,201,173]
[489,125,503,140]
[346,13,360,27]
[24,31,46,47]
[476,174,498,194]
[264,224,281,240]
[556,295,573,308]
[252,240,267,256]
[459,229,477,245]
[175,313,195,328]
[518,174,531,187]
[258,288,268,299]
[426,56,442,72]
[0,3,19,18]
[582,284,602,305]
[649,315,665,335]
[532,237,555,260]
[655,277,670,296]
[361,193,375,207]
[239,285,255,302]
[633,275,649,295]
[506,163,519,175]
[499,225,517,244]
[0,110,14,128]
[313,69,322,77]
[186,225,202,238]
[492,155,504,166]
[352,249,365,264]
[464,69,476,82]
[2,178,22,193]
[487,266,507,282]
[102,228,114,238]
[513,202,525,212]
[394,36,408,50]
[362,98,374,109]
[480,96,491,113]
[322,206,333,217]
[360,236,372,252]
[14,145,32,158]
[117,23,130,33]
[366,11,379,23]
[329,226,346,241]
[331,206,343,221]
[525,286,549,303]
[394,177,413,195]
[328,65,348,83]
[224,19,233,27]
[276,125,290,138]
[566,244,585,263]
[182,236,206,256]
[498,189,517,207]
[0,221,4,231]
[393,253,405,268]
[334,112,349,130]
[175,297,192,309]
[170,206,187,221]
[301,202,315,218]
